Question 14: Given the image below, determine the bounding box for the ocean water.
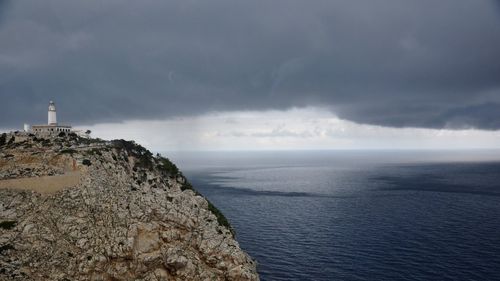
[166,150,500,281]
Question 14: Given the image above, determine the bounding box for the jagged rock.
[0,132,259,281]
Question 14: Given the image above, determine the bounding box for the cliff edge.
[0,132,259,281]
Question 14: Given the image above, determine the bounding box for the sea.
[164,150,500,281]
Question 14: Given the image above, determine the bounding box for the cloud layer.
[80,107,500,151]
[1,0,500,129]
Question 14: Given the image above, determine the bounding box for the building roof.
[32,124,72,128]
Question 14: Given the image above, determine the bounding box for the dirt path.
[0,171,81,194]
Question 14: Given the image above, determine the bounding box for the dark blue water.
[166,150,500,281]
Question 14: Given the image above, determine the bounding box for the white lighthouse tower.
[31,101,72,135]
[48,101,57,125]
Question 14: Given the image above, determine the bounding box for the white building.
[29,101,72,134]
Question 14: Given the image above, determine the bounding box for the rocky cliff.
[0,132,259,281]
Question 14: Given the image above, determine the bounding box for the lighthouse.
[31,101,72,135]
[48,101,57,125]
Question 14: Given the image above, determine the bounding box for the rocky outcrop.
[0,132,259,281]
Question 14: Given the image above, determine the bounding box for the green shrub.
[112,139,138,152]
[80,137,105,145]
[207,200,233,235]
[0,220,16,230]
[0,244,14,254]
[60,149,77,155]
[41,139,51,147]
[157,156,179,176]
[0,133,6,146]
[82,159,91,166]
[136,153,153,170]
[180,180,194,192]
[87,149,102,156]
[112,139,153,170]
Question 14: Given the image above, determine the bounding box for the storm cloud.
[0,0,499,129]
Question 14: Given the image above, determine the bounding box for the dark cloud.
[0,0,11,28]
[0,0,499,129]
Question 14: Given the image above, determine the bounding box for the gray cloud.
[0,0,500,129]
[0,0,10,23]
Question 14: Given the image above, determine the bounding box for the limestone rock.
[0,132,259,281]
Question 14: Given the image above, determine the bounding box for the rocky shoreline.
[0,132,259,280]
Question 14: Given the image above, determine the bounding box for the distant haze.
[77,108,500,151]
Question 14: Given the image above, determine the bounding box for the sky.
[1,0,500,150]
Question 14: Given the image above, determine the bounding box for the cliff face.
[0,132,259,281]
